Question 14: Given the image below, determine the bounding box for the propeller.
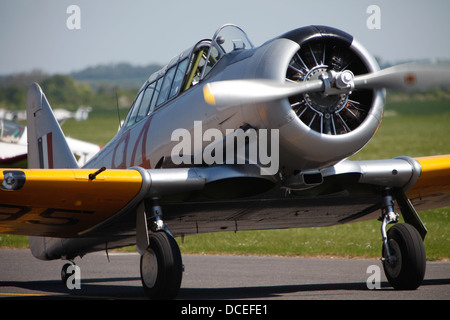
[203,79,323,107]
[203,62,450,107]
[353,62,450,91]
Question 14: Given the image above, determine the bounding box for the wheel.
[140,231,183,299]
[382,223,426,290]
[61,263,72,284]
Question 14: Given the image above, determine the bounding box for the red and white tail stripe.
[38,132,53,169]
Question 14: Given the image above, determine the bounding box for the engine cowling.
[254,26,385,173]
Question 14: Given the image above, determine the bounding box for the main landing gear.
[138,198,183,300]
[141,231,183,299]
[61,260,76,284]
[379,189,426,290]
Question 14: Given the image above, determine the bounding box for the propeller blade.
[203,79,323,106]
[203,63,450,108]
[353,62,450,91]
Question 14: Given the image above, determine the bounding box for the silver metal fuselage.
[84,31,384,176]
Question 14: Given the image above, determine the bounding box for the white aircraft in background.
[0,118,100,167]
[53,106,93,123]
[0,105,92,123]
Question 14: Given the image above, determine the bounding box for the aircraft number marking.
[0,204,94,226]
[112,116,153,169]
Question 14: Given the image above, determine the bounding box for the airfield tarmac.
[0,249,448,300]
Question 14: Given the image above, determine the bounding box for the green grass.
[176,209,449,261]
[61,108,128,146]
[1,96,449,260]
[351,100,450,160]
[0,234,30,248]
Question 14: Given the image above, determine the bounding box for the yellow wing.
[407,155,450,211]
[0,169,143,238]
[1,156,449,239]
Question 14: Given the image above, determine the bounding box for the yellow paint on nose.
[203,84,216,106]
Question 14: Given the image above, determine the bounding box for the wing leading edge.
[407,155,450,211]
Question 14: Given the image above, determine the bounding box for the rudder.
[26,83,79,169]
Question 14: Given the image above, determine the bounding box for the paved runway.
[0,249,449,300]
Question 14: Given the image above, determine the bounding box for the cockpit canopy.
[213,24,254,55]
[123,25,253,128]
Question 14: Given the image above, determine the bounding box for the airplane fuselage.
[83,25,384,177]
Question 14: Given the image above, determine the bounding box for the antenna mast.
[115,90,122,129]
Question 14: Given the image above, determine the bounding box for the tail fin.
[26,83,79,169]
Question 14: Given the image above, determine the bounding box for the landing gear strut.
[379,189,426,290]
[138,198,183,299]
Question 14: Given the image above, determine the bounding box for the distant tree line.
[71,62,161,81]
[0,63,162,111]
[1,61,449,111]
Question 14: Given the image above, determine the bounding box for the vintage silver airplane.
[1,24,450,299]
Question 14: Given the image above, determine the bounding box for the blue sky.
[1,0,449,75]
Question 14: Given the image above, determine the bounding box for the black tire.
[61,263,72,284]
[140,231,183,299]
[382,223,426,290]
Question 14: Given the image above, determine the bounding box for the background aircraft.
[0,118,100,167]
[0,106,92,123]
[1,24,449,299]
